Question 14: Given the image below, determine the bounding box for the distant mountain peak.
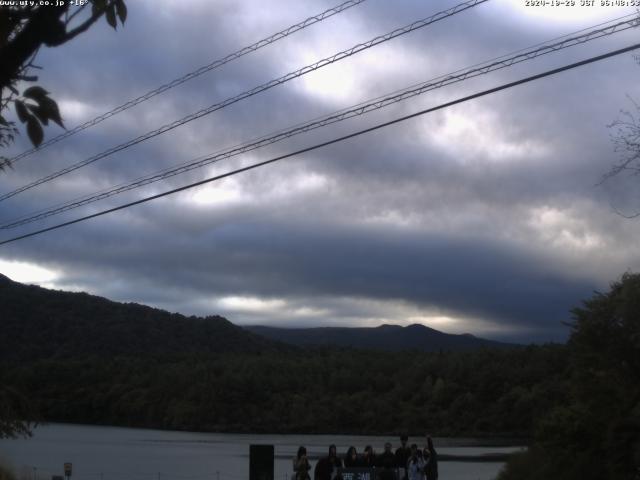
[405,323,438,332]
[245,323,517,352]
[376,323,402,330]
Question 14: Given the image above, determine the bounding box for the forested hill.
[1,272,569,437]
[0,273,278,361]
[1,272,515,361]
[246,324,516,352]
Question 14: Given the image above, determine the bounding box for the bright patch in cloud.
[57,98,101,124]
[292,306,331,317]
[426,108,547,163]
[217,296,287,313]
[406,314,522,336]
[298,60,359,104]
[0,259,59,285]
[266,172,330,198]
[292,44,415,105]
[528,206,605,250]
[189,178,246,206]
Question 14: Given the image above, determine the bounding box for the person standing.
[377,442,395,468]
[376,442,396,480]
[294,446,312,480]
[344,446,359,467]
[314,444,343,480]
[423,436,438,480]
[395,435,411,480]
[361,445,376,468]
[407,444,426,480]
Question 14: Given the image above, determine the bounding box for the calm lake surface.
[0,424,524,480]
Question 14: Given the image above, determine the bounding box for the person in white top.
[406,444,426,480]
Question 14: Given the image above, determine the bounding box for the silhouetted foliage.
[0,384,38,439]
[0,0,127,168]
[499,273,640,480]
[1,348,569,436]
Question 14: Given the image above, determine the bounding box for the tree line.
[2,273,638,478]
[2,345,565,437]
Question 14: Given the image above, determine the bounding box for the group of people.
[292,435,438,480]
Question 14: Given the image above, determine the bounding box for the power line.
[1,41,638,247]
[5,0,368,165]
[0,0,487,203]
[2,13,637,229]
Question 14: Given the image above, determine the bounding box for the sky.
[2,0,640,343]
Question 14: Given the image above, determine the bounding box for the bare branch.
[601,96,640,185]
[609,201,640,219]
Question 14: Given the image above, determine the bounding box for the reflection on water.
[0,424,524,480]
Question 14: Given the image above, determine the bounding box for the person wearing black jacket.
[376,442,395,468]
[376,443,396,480]
[395,435,411,480]
[314,444,343,480]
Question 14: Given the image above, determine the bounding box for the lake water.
[0,424,524,480]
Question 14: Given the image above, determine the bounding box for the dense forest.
[2,346,565,436]
[0,272,562,436]
[1,272,639,478]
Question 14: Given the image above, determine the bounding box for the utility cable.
[1,41,638,246]
[5,0,368,164]
[1,13,637,229]
[0,0,487,202]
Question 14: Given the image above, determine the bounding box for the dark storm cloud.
[2,0,640,342]
[3,205,594,341]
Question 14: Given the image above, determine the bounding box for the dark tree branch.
[65,4,88,26]
[0,0,124,154]
[0,2,113,89]
[0,7,65,89]
[52,4,108,45]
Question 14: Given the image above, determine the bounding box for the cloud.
[2,0,640,343]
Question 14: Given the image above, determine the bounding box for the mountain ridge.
[1,272,516,360]
[0,273,279,361]
[245,323,517,352]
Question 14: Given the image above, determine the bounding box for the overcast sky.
[2,0,640,342]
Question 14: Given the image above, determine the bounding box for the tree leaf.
[26,117,44,147]
[23,86,49,101]
[27,104,49,126]
[92,0,107,16]
[15,101,29,123]
[0,115,8,127]
[40,97,65,129]
[115,0,127,24]
[105,4,117,29]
